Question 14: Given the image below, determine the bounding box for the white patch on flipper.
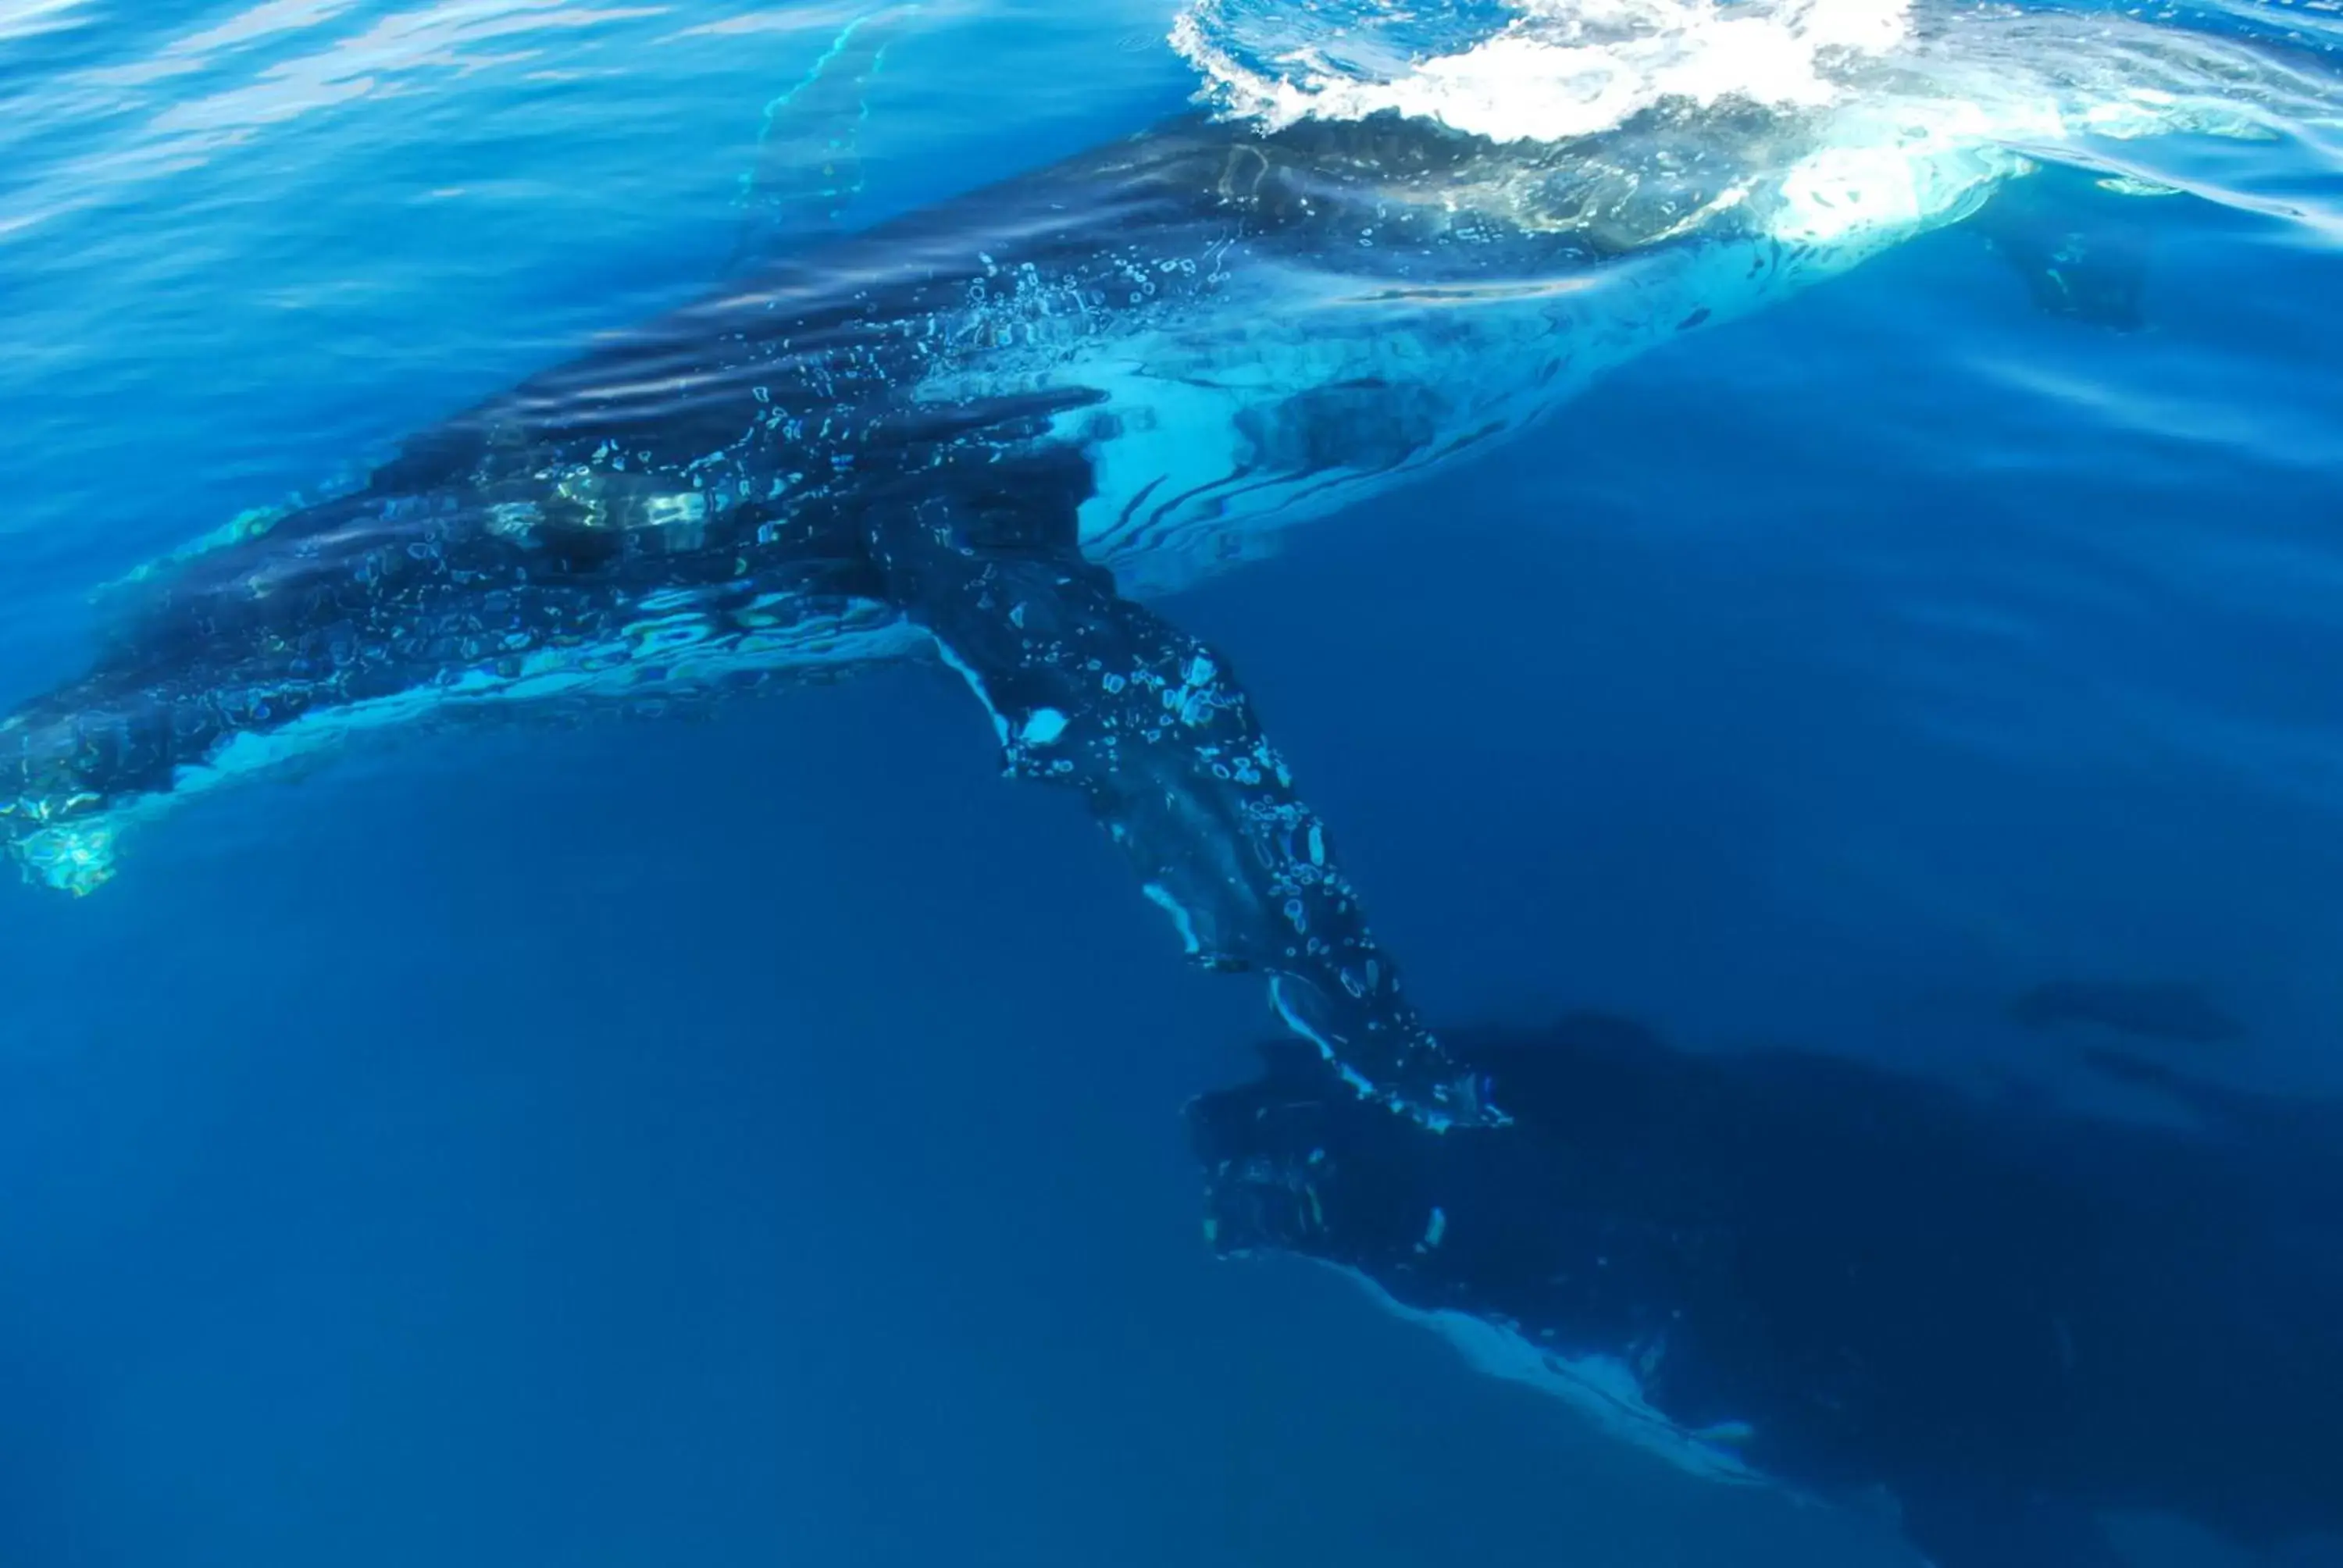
[1143,880,1204,955]
[1018,707,1068,745]
[931,637,1011,747]
[1271,973,1385,1105]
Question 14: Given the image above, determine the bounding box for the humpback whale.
[0,6,2322,1120]
[1186,1013,2343,1567]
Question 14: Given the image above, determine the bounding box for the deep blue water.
[3,2,2341,1564]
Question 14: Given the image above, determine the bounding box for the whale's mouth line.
[1304,273,1619,308]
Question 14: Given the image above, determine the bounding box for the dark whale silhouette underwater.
[1189,1011,2343,1566]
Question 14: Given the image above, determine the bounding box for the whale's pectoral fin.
[1972,161,2162,332]
[727,4,917,267]
[1897,1477,2127,1568]
[863,466,1503,1131]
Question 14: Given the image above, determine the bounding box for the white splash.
[1173,0,2343,243]
[1172,0,1914,144]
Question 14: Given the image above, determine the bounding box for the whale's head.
[0,657,197,897]
[0,665,246,897]
[0,724,127,897]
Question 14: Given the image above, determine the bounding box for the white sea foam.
[1172,0,2343,244]
[1172,0,1915,144]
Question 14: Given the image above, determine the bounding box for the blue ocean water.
[2,1,2341,1564]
